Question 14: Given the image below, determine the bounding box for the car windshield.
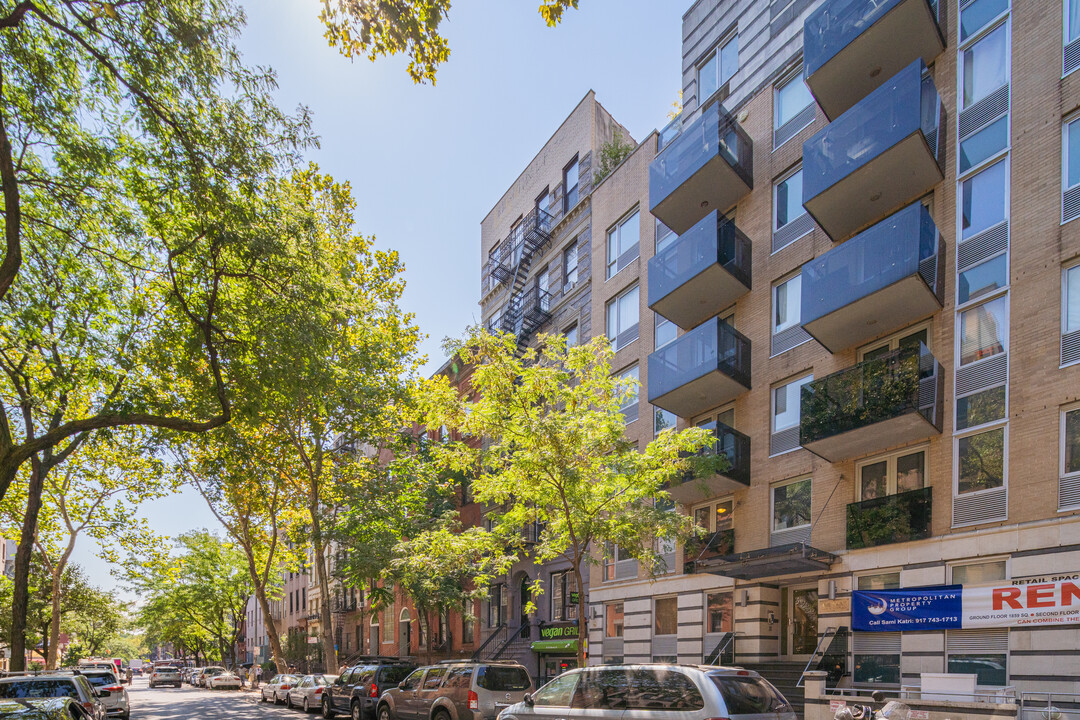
[377,667,413,685]
[476,666,530,691]
[83,674,117,688]
[0,680,79,699]
[204,669,224,676]
[320,676,338,685]
[709,676,788,715]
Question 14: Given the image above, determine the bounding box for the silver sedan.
[286,674,338,713]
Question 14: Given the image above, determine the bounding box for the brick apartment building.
[477,0,1080,704]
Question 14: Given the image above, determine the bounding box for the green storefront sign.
[531,622,580,653]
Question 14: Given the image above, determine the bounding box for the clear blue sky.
[78,0,685,598]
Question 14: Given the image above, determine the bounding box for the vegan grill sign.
[853,576,1080,631]
[539,622,580,640]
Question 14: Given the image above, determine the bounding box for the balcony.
[487,208,554,285]
[648,316,751,418]
[804,0,944,120]
[802,60,943,242]
[847,486,932,550]
[648,210,752,330]
[684,529,735,574]
[801,202,943,353]
[649,103,753,235]
[670,421,750,505]
[800,342,943,462]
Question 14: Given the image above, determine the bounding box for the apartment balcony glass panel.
[803,60,944,242]
[649,103,753,235]
[801,202,944,353]
[670,421,750,506]
[847,487,932,550]
[648,210,752,330]
[800,342,943,462]
[684,529,735,575]
[804,0,944,120]
[648,317,751,418]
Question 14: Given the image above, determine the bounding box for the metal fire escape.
[486,208,554,354]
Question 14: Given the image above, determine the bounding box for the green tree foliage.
[593,132,635,184]
[319,0,581,83]
[420,331,718,666]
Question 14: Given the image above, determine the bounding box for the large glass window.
[774,170,806,231]
[693,499,733,533]
[1066,264,1080,334]
[654,597,677,636]
[957,427,1006,494]
[772,375,813,435]
[605,603,624,637]
[772,275,802,335]
[858,449,926,501]
[607,285,640,350]
[775,76,814,130]
[698,35,739,103]
[962,23,1007,110]
[1064,406,1080,478]
[563,157,580,212]
[772,477,811,531]
[961,159,1008,240]
[956,386,1007,430]
[563,240,579,286]
[959,254,1007,305]
[960,116,1008,174]
[961,0,1009,42]
[959,296,1008,365]
[607,210,640,278]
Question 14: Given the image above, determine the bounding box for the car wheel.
[350,701,362,720]
[322,697,336,718]
[275,693,283,706]
[378,704,393,720]
[433,710,450,720]
[304,697,311,713]
[261,691,268,703]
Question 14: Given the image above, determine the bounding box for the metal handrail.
[796,626,836,687]
[491,620,534,661]
[470,622,508,661]
[703,631,738,665]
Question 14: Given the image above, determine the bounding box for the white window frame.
[1064,116,1080,223]
[949,558,1009,584]
[1061,402,1080,502]
[856,571,902,591]
[772,272,803,336]
[955,293,1009,368]
[605,602,624,637]
[563,240,579,288]
[960,0,1010,44]
[858,322,933,361]
[957,16,1011,112]
[606,284,640,351]
[653,406,677,437]
[854,445,929,502]
[1064,262,1080,365]
[1067,0,1080,76]
[615,364,639,423]
[957,156,1011,250]
[953,422,1009,500]
[691,497,734,533]
[773,73,814,137]
[770,476,812,533]
[654,313,677,350]
[655,218,677,254]
[773,167,808,233]
[607,208,641,279]
[770,373,813,456]
[697,34,738,106]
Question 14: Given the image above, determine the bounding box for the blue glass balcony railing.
[647,210,752,330]
[803,0,944,120]
[801,202,944,353]
[648,317,751,418]
[802,60,944,242]
[649,103,753,235]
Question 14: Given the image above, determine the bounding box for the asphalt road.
[128,676,305,719]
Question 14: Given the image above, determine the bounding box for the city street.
[128,676,298,719]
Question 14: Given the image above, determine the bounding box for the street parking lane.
[128,677,301,719]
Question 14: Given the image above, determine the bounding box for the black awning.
[691,542,836,580]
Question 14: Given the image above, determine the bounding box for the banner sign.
[854,575,1080,631]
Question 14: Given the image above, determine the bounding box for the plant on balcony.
[846,488,932,550]
[594,131,636,183]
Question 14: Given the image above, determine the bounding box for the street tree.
[69,589,127,658]
[420,331,721,667]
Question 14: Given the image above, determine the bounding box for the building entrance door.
[781,585,818,660]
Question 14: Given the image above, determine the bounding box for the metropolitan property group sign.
[853,575,1080,631]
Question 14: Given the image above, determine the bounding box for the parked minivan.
[497,665,795,720]
[377,662,533,720]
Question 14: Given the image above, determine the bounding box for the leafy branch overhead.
[319,0,582,83]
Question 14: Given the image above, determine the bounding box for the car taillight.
[369,683,378,698]
[282,684,291,690]
[468,690,479,710]
[103,685,124,692]
[315,688,323,695]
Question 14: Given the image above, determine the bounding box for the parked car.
[377,662,533,720]
[148,665,181,689]
[322,660,418,719]
[79,669,129,720]
[286,674,338,713]
[198,667,225,688]
[208,671,242,690]
[0,674,106,720]
[261,674,299,705]
[185,668,203,686]
[0,697,94,719]
[498,665,795,720]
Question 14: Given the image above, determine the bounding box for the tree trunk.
[10,458,46,672]
[46,568,62,669]
[573,561,587,669]
[238,533,288,674]
[310,503,337,673]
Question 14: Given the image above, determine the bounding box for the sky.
[75,0,685,600]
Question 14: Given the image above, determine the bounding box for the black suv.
[322,659,417,720]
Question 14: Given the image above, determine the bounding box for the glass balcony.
[670,421,750,506]
[847,487,932,550]
[804,0,944,120]
[684,529,735,574]
[802,60,943,242]
[649,103,753,235]
[801,202,943,353]
[800,342,943,462]
[648,210,752,331]
[648,316,751,418]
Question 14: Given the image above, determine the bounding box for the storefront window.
[706,592,733,634]
[654,597,677,636]
[605,603,624,637]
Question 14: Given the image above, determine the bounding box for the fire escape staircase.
[487,208,554,354]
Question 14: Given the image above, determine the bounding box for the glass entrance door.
[782,585,819,659]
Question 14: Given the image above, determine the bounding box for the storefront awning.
[531,639,578,653]
[694,542,836,580]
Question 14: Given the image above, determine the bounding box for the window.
[957,426,1006,494]
[693,499,733,534]
[531,672,578,707]
[961,159,1008,240]
[536,187,551,216]
[487,584,507,627]
[563,241,579,286]
[959,253,1007,305]
[606,285,640,351]
[959,296,1007,365]
[957,385,1006,430]
[654,407,677,436]
[537,266,551,310]
[772,477,811,532]
[423,668,446,690]
[1065,405,1080,483]
[302,587,306,608]
[655,314,676,350]
[607,210,640,278]
[550,571,579,621]
[605,603,624,637]
[858,573,901,591]
[775,75,814,132]
[616,365,639,422]
[859,325,929,361]
[603,544,636,581]
[1066,119,1080,221]
[698,35,738,104]
[655,218,677,254]
[564,324,578,348]
[962,0,1008,41]
[654,597,677,636]
[627,670,704,710]
[952,559,1007,584]
[772,274,802,336]
[462,602,475,644]
[772,375,813,438]
[706,592,733,634]
[960,115,1008,174]
[857,449,926,501]
[774,169,807,232]
[563,157,580,212]
[1070,0,1080,46]
[962,22,1007,110]
[947,562,1008,686]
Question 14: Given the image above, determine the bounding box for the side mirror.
[398,681,407,689]
[523,694,534,706]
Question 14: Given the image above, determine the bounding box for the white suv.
[149,666,181,688]
[81,669,130,720]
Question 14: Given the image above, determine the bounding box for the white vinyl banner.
[961,575,1080,628]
